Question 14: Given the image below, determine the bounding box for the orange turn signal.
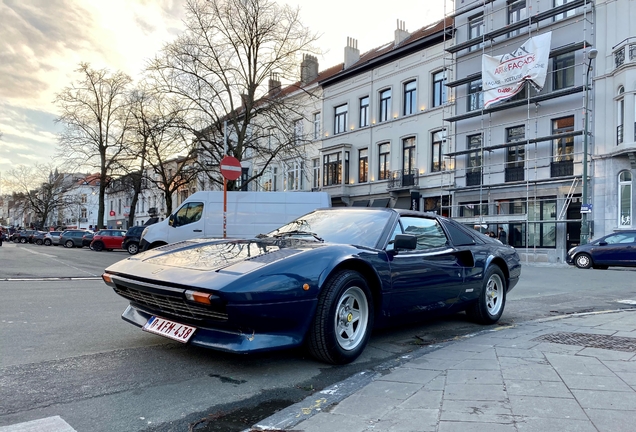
[302,283,310,291]
[185,290,212,305]
[102,273,113,284]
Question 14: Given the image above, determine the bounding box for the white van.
[139,191,331,250]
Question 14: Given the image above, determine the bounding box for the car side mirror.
[599,241,608,246]
[388,234,417,255]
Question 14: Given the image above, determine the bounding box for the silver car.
[44,231,63,246]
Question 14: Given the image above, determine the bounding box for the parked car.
[102,207,521,364]
[60,230,92,248]
[91,229,127,251]
[43,231,63,246]
[32,231,48,245]
[122,226,146,255]
[13,230,36,243]
[82,232,94,248]
[567,230,636,269]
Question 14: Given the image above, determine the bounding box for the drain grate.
[532,332,636,353]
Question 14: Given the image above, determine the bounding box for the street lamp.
[581,48,598,245]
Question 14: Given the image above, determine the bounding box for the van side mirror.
[168,215,175,227]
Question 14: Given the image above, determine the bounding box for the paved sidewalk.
[250,309,636,432]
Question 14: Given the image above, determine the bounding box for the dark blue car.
[566,230,636,269]
[102,207,521,364]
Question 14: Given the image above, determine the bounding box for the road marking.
[0,416,77,432]
[0,277,102,282]
[617,299,636,305]
[16,247,58,258]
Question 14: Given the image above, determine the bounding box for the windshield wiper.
[272,230,324,242]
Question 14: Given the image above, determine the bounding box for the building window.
[334,104,348,135]
[359,96,369,127]
[261,166,278,191]
[293,119,303,144]
[467,79,483,111]
[554,0,576,21]
[358,148,368,183]
[619,171,632,226]
[460,201,488,217]
[467,134,482,186]
[313,112,321,139]
[468,14,484,51]
[506,125,525,168]
[118,199,122,215]
[617,86,625,145]
[378,143,390,180]
[552,116,574,162]
[528,198,557,248]
[507,0,527,37]
[312,158,320,189]
[284,160,304,191]
[432,70,447,107]
[509,82,527,102]
[379,89,392,122]
[323,152,349,186]
[81,194,87,204]
[467,134,482,172]
[81,208,87,219]
[431,129,447,172]
[403,80,416,116]
[553,52,575,90]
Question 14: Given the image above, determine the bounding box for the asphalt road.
[1,242,635,432]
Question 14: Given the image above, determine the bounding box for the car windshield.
[267,209,392,248]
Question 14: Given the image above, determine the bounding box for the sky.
[0,0,450,190]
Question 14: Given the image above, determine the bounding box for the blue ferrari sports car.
[102,207,521,364]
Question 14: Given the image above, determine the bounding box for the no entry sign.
[220,156,242,181]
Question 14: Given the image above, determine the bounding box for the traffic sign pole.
[220,156,242,239]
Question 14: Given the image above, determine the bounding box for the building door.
[566,202,581,249]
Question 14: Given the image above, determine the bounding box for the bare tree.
[55,63,133,229]
[126,85,199,216]
[2,165,76,229]
[148,0,321,191]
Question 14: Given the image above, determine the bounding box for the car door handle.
[193,229,202,232]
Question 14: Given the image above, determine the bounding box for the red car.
[90,229,127,251]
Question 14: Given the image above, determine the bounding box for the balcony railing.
[466,171,482,186]
[617,124,624,144]
[505,166,525,182]
[550,160,574,177]
[387,169,419,189]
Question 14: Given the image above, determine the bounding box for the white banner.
[482,32,552,109]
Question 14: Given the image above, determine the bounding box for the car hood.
[127,237,326,273]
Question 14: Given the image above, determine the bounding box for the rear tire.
[127,243,139,255]
[64,240,74,248]
[36,239,43,245]
[20,238,27,243]
[307,270,373,365]
[44,239,52,246]
[466,266,506,324]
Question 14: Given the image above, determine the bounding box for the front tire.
[64,240,74,248]
[92,242,104,252]
[44,239,52,246]
[36,239,43,245]
[467,266,506,324]
[574,253,592,269]
[307,270,373,365]
[20,238,27,243]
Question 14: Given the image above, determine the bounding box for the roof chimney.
[394,20,409,46]
[344,37,360,69]
[268,72,281,96]
[300,54,319,85]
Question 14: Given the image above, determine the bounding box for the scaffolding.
[439,0,595,262]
